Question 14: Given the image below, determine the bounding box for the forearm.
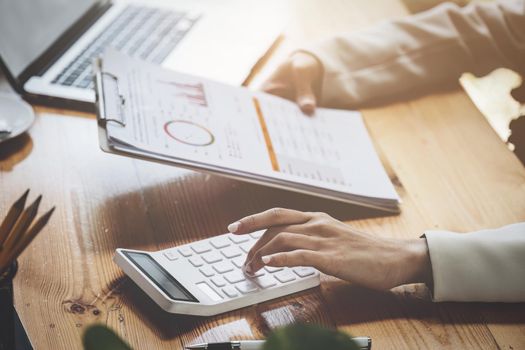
[389,238,432,288]
[405,238,433,285]
[304,0,525,108]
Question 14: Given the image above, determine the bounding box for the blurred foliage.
[263,323,360,350]
[83,323,360,350]
[83,325,132,350]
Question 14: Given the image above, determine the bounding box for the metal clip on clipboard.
[99,72,126,127]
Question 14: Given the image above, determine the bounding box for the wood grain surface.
[0,0,524,349]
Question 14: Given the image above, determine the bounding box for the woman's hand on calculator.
[228,208,432,290]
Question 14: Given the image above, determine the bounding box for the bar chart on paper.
[158,80,208,107]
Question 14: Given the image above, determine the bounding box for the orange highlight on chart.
[252,97,280,172]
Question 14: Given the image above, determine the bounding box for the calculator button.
[197,282,223,301]
[293,267,316,278]
[211,276,227,288]
[199,266,215,277]
[213,261,235,274]
[250,269,265,277]
[222,286,239,298]
[235,280,259,294]
[231,256,246,269]
[256,275,277,289]
[210,236,231,249]
[264,265,283,273]
[191,242,212,254]
[274,270,297,283]
[224,271,246,284]
[163,250,179,261]
[249,230,264,239]
[221,246,243,259]
[188,256,204,267]
[239,241,256,254]
[178,247,193,257]
[228,234,250,244]
[202,251,223,264]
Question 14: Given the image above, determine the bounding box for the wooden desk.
[1,0,524,349]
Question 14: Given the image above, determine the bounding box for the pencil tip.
[15,189,30,207]
[31,195,42,208]
[40,207,56,222]
[34,195,43,205]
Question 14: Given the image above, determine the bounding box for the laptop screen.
[0,0,95,79]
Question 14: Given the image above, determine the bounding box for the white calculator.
[114,230,320,316]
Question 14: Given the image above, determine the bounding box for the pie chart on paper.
[164,120,215,146]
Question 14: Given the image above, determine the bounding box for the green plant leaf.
[83,324,132,350]
[263,323,360,350]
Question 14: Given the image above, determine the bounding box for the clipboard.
[94,53,401,213]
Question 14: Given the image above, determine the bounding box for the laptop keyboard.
[52,5,199,89]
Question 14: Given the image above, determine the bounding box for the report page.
[101,50,398,201]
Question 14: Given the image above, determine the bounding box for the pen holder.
[0,260,17,350]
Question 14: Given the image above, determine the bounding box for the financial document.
[98,50,399,210]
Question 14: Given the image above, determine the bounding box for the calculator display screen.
[124,251,198,302]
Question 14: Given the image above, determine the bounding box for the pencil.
[0,207,55,272]
[1,195,42,253]
[0,189,29,248]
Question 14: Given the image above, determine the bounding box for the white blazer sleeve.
[424,222,525,302]
[303,0,525,108]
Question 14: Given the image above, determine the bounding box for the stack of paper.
[95,50,400,212]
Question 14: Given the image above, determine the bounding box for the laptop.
[0,0,284,111]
